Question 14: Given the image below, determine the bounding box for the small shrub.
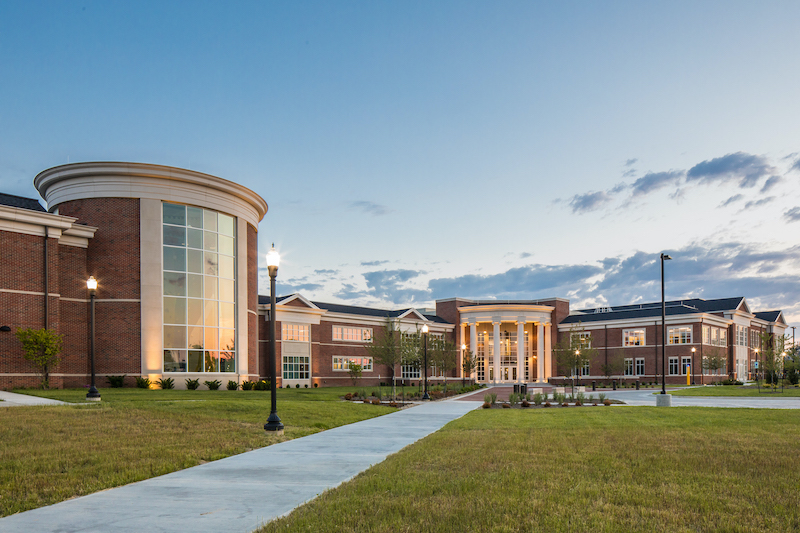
[204,379,222,391]
[227,380,238,391]
[358,388,367,398]
[502,403,511,408]
[389,402,398,407]
[482,402,491,409]
[295,383,300,388]
[106,375,126,388]
[344,393,353,400]
[371,398,380,405]
[508,392,520,406]
[521,400,530,407]
[533,392,543,406]
[314,382,319,388]
[241,380,254,390]
[135,376,151,389]
[186,378,200,390]
[490,392,497,405]
[592,400,598,406]
[603,399,612,406]
[363,399,370,404]
[254,380,269,391]
[575,400,582,406]
[157,377,174,390]
[544,401,552,408]
[430,390,444,400]
[561,401,569,407]
[304,384,308,388]
[576,392,585,403]
[598,392,607,401]
[484,393,492,404]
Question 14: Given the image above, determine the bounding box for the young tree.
[347,361,363,387]
[400,329,423,386]
[759,331,787,388]
[702,354,727,381]
[600,350,624,382]
[554,323,597,393]
[429,336,458,393]
[366,318,402,396]
[15,327,63,389]
[461,348,478,385]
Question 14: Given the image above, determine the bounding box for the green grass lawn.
[670,385,800,397]
[0,387,394,517]
[260,407,800,533]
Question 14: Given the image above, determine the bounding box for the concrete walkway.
[0,390,67,407]
[604,387,800,408]
[0,398,480,533]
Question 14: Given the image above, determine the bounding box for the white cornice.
[0,205,97,247]
[34,162,268,228]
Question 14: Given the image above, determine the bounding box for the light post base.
[264,412,284,434]
[86,386,101,402]
[421,391,430,400]
[656,393,672,407]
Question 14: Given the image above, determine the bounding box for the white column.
[459,323,466,380]
[493,321,501,383]
[469,321,478,382]
[517,320,525,383]
[544,322,552,380]
[537,322,545,382]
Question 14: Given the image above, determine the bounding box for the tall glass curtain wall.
[162,203,237,373]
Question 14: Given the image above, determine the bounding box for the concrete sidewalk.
[0,390,67,407]
[604,388,800,408]
[0,398,480,533]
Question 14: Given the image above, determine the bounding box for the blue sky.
[2,1,799,333]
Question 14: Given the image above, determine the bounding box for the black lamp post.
[422,324,430,400]
[86,276,100,401]
[755,348,760,393]
[264,245,284,433]
[660,253,672,397]
[691,347,696,385]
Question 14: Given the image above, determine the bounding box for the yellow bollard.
[687,366,691,386]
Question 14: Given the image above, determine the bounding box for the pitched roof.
[563,297,750,324]
[257,294,452,324]
[754,310,784,324]
[0,193,45,212]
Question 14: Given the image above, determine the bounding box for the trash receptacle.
[635,381,640,390]
[513,384,519,394]
[520,384,527,395]
[612,381,617,390]
[592,380,596,391]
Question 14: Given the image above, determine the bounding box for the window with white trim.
[332,356,373,372]
[333,326,373,342]
[624,358,634,376]
[735,325,747,346]
[283,356,309,380]
[282,324,309,342]
[580,361,590,376]
[668,326,692,345]
[401,365,420,379]
[623,329,645,347]
[668,357,680,375]
[750,329,761,349]
[681,356,692,375]
[572,332,592,348]
[635,358,645,375]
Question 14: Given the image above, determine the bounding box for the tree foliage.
[429,336,458,391]
[347,361,363,387]
[15,327,63,388]
[365,318,402,394]
[554,323,597,381]
[462,348,477,385]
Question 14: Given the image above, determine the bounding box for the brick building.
[0,162,789,389]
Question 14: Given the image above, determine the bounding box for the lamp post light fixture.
[264,245,284,434]
[422,324,430,400]
[658,253,672,406]
[691,347,696,385]
[86,276,100,401]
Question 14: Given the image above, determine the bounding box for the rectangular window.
[750,329,760,349]
[719,329,727,346]
[736,326,747,346]
[572,332,591,348]
[702,325,711,345]
[581,361,590,376]
[635,358,645,375]
[332,356,373,372]
[162,202,236,373]
[282,324,309,342]
[624,358,634,376]
[668,357,680,375]
[401,365,420,379]
[668,326,692,345]
[681,356,692,375]
[283,355,309,380]
[623,329,645,347]
[332,326,373,342]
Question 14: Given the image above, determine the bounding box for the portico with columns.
[457,304,555,384]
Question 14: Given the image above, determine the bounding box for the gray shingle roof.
[0,193,45,212]
[257,295,452,324]
[563,297,748,324]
